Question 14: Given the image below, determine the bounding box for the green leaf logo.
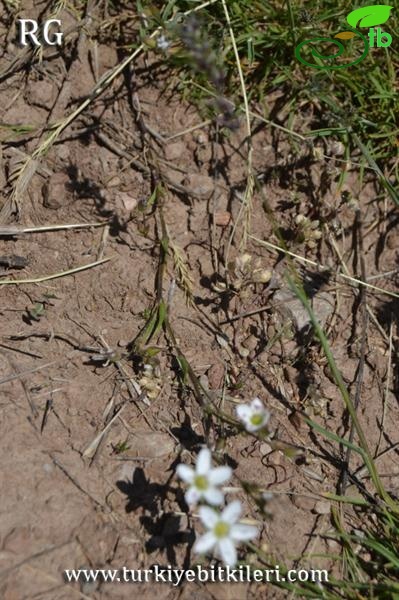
[347,5,393,28]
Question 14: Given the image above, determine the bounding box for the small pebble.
[165,141,186,161]
[314,500,331,515]
[214,211,231,226]
[260,442,273,456]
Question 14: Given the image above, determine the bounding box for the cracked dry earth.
[1,4,399,600]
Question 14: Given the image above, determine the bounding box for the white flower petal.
[185,487,200,506]
[236,404,252,422]
[230,523,258,542]
[208,465,232,486]
[194,531,216,555]
[196,447,212,475]
[245,422,258,433]
[222,500,242,524]
[251,397,264,411]
[198,505,219,529]
[204,486,224,506]
[176,464,194,483]
[217,537,237,567]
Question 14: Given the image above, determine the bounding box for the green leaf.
[150,300,167,341]
[176,355,189,383]
[143,346,161,358]
[346,4,393,28]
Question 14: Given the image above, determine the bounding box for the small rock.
[187,173,214,197]
[243,335,258,352]
[314,500,331,515]
[42,172,70,209]
[238,346,250,358]
[164,168,184,187]
[115,191,138,213]
[274,288,334,332]
[281,340,297,356]
[329,141,345,156]
[326,537,341,553]
[207,362,225,390]
[107,175,122,187]
[291,494,316,511]
[28,79,54,107]
[194,131,208,145]
[118,339,129,348]
[120,431,175,459]
[337,358,358,383]
[165,141,186,161]
[199,374,209,390]
[214,211,231,226]
[260,442,273,456]
[321,382,339,400]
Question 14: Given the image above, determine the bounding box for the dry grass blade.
[220,0,253,252]
[82,404,125,459]
[0,257,111,286]
[2,158,39,220]
[0,222,107,236]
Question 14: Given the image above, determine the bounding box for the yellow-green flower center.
[194,475,209,491]
[213,521,230,539]
[250,413,264,427]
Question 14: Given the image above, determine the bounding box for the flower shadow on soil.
[117,466,194,564]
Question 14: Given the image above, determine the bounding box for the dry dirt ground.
[1,3,399,600]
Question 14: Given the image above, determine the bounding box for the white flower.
[194,500,258,566]
[157,34,170,51]
[176,448,232,506]
[236,397,270,432]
